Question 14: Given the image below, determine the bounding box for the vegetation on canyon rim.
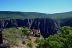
[2,26,72,48]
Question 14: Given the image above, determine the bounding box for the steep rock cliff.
[0,18,59,38]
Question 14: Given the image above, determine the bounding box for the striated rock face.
[40,19,59,38]
[0,18,59,38]
[30,18,59,38]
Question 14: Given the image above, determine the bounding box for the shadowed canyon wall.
[0,18,59,38]
[0,18,72,38]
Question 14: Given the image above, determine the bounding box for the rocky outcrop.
[0,18,60,38]
[0,18,72,37]
[30,18,59,38]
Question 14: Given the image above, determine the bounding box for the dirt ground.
[12,36,38,48]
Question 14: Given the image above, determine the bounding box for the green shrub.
[27,40,32,48]
[36,26,72,48]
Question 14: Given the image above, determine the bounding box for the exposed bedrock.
[0,18,59,38]
[30,18,59,38]
[0,18,72,38]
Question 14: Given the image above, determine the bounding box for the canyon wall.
[0,18,72,38]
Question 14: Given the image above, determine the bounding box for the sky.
[0,0,72,14]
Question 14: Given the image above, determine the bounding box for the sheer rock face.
[30,18,59,38]
[0,18,59,38]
